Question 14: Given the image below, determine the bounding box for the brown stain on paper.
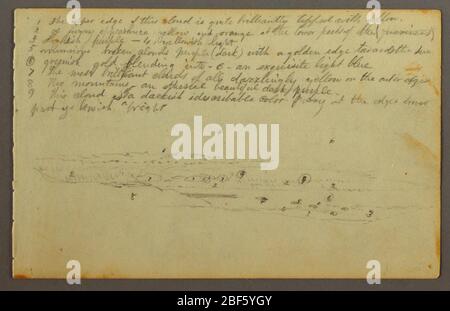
[427,79,440,97]
[405,63,423,74]
[404,63,440,96]
[402,133,438,168]
[402,131,441,275]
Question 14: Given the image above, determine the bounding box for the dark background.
[0,0,447,290]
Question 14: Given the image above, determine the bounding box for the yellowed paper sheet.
[13,8,441,279]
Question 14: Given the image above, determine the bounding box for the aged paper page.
[13,9,440,278]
